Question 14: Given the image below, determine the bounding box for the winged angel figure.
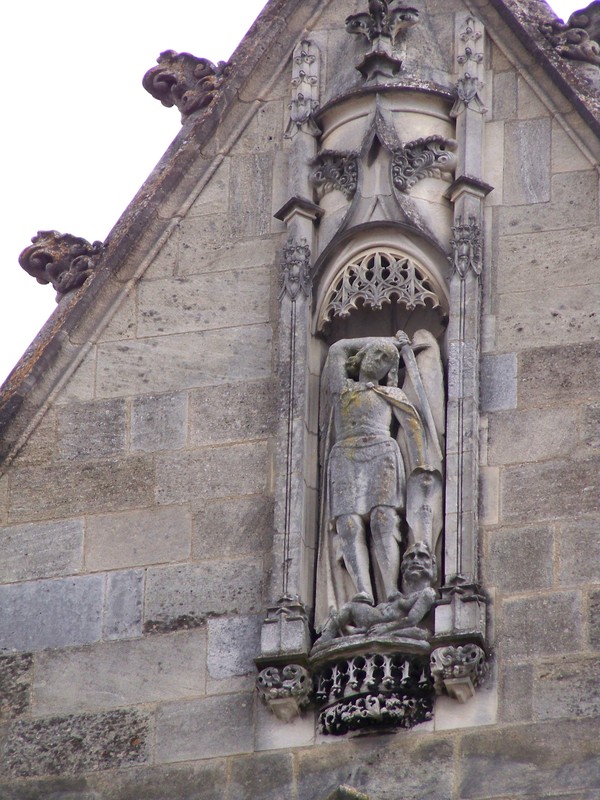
[314,330,445,631]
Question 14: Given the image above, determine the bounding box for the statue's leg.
[370,505,401,599]
[335,514,374,602]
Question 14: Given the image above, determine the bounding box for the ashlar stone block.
[558,516,600,585]
[0,708,150,778]
[0,519,84,584]
[131,392,188,452]
[503,119,551,205]
[488,407,577,465]
[207,615,261,680]
[155,693,254,763]
[86,506,191,571]
[228,752,294,800]
[480,352,517,412]
[193,495,273,561]
[57,399,127,460]
[0,654,33,722]
[498,591,582,660]
[518,341,600,409]
[484,525,554,594]
[0,575,104,653]
[87,761,228,800]
[103,570,144,641]
[189,380,276,446]
[177,233,280,277]
[33,629,206,714]
[144,558,264,632]
[8,455,155,523]
[533,658,600,721]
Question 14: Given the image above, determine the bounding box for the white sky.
[0,0,585,383]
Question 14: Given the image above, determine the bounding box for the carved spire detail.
[286,40,321,138]
[540,3,600,66]
[19,231,104,297]
[345,1,419,80]
[143,50,228,120]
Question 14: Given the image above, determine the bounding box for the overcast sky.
[0,0,584,383]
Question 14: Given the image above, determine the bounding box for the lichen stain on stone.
[0,653,33,722]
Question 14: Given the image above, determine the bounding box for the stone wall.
[0,0,599,797]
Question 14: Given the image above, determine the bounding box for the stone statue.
[314,541,437,647]
[315,330,444,631]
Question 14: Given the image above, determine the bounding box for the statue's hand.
[394,330,411,348]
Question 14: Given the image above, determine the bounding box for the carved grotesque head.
[401,541,435,585]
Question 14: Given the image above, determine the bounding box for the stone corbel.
[255,595,313,722]
[391,136,458,193]
[143,50,228,120]
[19,230,104,299]
[430,642,488,703]
[310,151,359,200]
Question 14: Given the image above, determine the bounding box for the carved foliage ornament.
[319,250,440,329]
[540,3,600,66]
[19,231,104,296]
[391,136,458,193]
[279,239,312,301]
[345,1,419,46]
[311,152,359,200]
[143,50,228,118]
[449,216,482,279]
[256,664,312,722]
[430,644,487,703]
[286,40,320,137]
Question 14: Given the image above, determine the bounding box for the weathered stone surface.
[484,526,554,593]
[0,575,104,653]
[177,214,233,269]
[533,658,600,721]
[480,352,517,412]
[517,76,548,120]
[498,663,533,723]
[551,120,593,173]
[57,399,127,460]
[488,407,577,465]
[558,517,600,585]
[589,589,600,650]
[188,159,231,216]
[229,154,274,238]
[8,456,155,523]
[131,392,188,452]
[492,69,516,119]
[86,506,191,570]
[33,630,206,714]
[96,293,137,343]
[501,457,600,523]
[96,325,272,398]
[503,119,550,205]
[178,235,280,277]
[156,441,269,505]
[0,775,95,800]
[103,570,144,641]
[518,342,600,409]
[193,494,273,560]
[497,226,600,294]
[189,380,276,446]
[582,403,600,449]
[499,170,598,235]
[207,615,261,680]
[297,736,455,800]
[228,752,294,800]
[0,519,83,583]
[137,268,271,337]
[498,591,582,660]
[496,283,600,349]
[0,654,32,722]
[459,718,600,798]
[144,559,263,632]
[0,708,150,778]
[9,411,57,466]
[53,351,97,405]
[155,693,253,762]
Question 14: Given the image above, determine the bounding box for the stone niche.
[257,1,490,736]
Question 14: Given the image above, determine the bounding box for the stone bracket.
[256,663,312,723]
[430,642,488,703]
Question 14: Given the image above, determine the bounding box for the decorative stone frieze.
[310,151,359,200]
[256,663,312,722]
[19,230,104,297]
[313,649,434,735]
[430,643,487,703]
[286,39,320,138]
[143,50,227,119]
[391,136,458,193]
[449,216,482,279]
[318,250,441,330]
[279,239,312,301]
[540,3,600,66]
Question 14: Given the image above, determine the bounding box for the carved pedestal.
[310,638,434,736]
